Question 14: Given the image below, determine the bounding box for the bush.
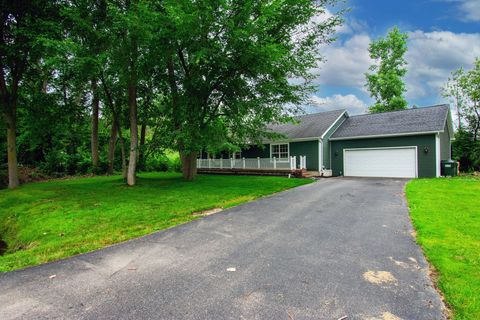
[453,130,480,172]
[144,152,182,173]
[145,154,170,172]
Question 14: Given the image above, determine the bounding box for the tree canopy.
[365,26,408,113]
[444,58,480,171]
[1,0,342,187]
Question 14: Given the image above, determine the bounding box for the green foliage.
[365,27,409,113]
[444,58,480,171]
[160,0,343,154]
[452,129,480,172]
[144,151,182,172]
[2,0,343,184]
[406,177,480,319]
[0,172,311,271]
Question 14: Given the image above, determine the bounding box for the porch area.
[196,156,312,177]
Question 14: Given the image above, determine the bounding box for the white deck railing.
[197,156,307,171]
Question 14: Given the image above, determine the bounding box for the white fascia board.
[329,131,442,141]
[262,136,323,144]
[320,111,348,139]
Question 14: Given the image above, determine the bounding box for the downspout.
[435,133,441,177]
[318,138,323,174]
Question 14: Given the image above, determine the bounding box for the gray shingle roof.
[331,105,450,139]
[267,109,346,140]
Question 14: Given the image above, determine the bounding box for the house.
[198,104,454,178]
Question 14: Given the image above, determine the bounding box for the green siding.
[322,113,347,169]
[290,140,319,171]
[330,135,437,178]
[439,123,451,160]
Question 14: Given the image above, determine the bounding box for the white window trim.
[270,143,290,162]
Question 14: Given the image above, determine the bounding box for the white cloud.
[310,29,480,105]
[313,34,373,89]
[459,0,480,22]
[305,94,368,115]
[405,30,480,100]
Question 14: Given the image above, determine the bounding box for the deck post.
[273,157,277,169]
[242,157,246,169]
[230,158,233,169]
[257,157,260,169]
[220,157,223,169]
[208,158,211,168]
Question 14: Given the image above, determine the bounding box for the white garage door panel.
[344,147,417,178]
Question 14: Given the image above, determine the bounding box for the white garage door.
[344,147,417,178]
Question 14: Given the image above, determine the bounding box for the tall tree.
[0,0,60,188]
[108,0,157,185]
[365,27,408,113]
[91,79,100,167]
[459,59,480,142]
[162,0,342,180]
[443,68,466,130]
[63,0,110,171]
[444,58,480,171]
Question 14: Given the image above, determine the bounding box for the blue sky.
[307,0,480,117]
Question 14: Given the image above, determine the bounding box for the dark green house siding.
[439,123,451,160]
[290,140,319,171]
[330,134,437,178]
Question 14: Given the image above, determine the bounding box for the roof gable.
[267,109,346,140]
[331,105,450,139]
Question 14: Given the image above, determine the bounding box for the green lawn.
[406,177,480,320]
[0,172,311,272]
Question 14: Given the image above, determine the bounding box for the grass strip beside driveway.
[0,172,311,272]
[406,177,480,320]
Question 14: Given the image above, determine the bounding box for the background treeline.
[443,59,480,172]
[0,0,342,188]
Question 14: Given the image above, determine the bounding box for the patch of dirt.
[192,208,223,216]
[363,270,398,286]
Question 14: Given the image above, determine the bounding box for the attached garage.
[344,147,417,178]
[330,105,454,178]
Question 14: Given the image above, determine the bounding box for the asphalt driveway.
[0,178,445,320]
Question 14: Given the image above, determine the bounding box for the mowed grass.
[406,177,480,320]
[0,172,311,272]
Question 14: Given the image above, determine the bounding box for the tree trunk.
[127,78,138,185]
[107,120,118,175]
[6,114,19,189]
[91,79,100,168]
[473,102,479,142]
[180,150,197,181]
[118,125,127,179]
[138,123,146,171]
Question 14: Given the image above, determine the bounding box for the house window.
[271,143,289,161]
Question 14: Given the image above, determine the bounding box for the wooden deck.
[197,167,313,178]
